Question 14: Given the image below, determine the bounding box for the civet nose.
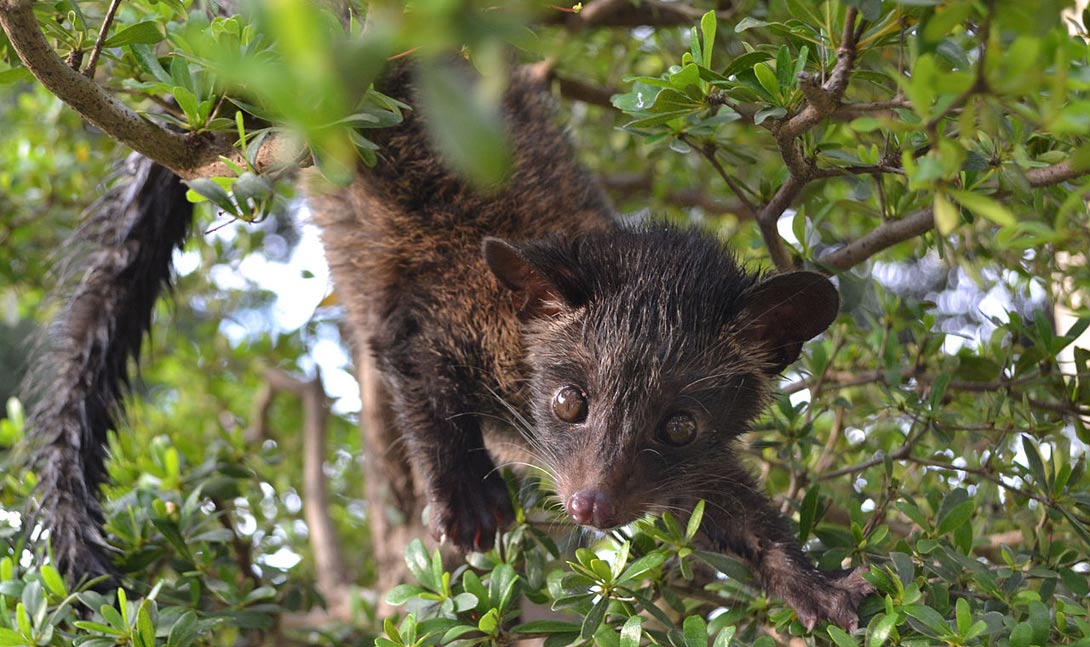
[566,489,617,528]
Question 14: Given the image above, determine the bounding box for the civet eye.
[657,412,697,447]
[552,386,588,423]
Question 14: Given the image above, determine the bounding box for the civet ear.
[483,238,570,321]
[736,271,840,374]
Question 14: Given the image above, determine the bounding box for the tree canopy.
[2,1,1090,646]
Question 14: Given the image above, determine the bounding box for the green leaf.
[39,565,66,598]
[1021,435,1049,490]
[619,616,642,647]
[403,539,435,590]
[685,500,705,541]
[921,2,973,43]
[231,172,274,208]
[101,604,125,631]
[722,51,774,79]
[0,68,34,84]
[477,608,500,636]
[616,552,666,584]
[683,615,706,647]
[700,11,717,68]
[929,371,951,410]
[937,499,974,536]
[1009,622,1033,647]
[581,595,609,640]
[128,45,172,84]
[695,551,751,582]
[489,563,519,612]
[712,625,736,647]
[104,21,164,47]
[172,87,201,128]
[948,190,1016,227]
[169,56,194,94]
[775,45,793,91]
[735,17,769,32]
[753,63,781,102]
[955,597,971,636]
[903,604,949,636]
[385,584,426,606]
[933,191,960,235]
[867,612,897,647]
[440,624,479,643]
[0,628,29,647]
[166,611,198,647]
[754,106,786,124]
[416,62,512,188]
[136,603,155,647]
[828,625,859,647]
[794,45,810,80]
[798,486,819,542]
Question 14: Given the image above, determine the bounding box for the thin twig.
[599,171,750,216]
[683,136,759,220]
[904,456,1051,506]
[818,414,925,481]
[83,0,123,79]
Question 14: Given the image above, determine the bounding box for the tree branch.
[263,368,352,607]
[683,137,759,220]
[757,172,805,271]
[555,74,617,108]
[0,0,298,179]
[1026,158,1090,187]
[818,207,934,271]
[549,0,731,29]
[599,172,751,217]
[776,7,862,140]
[833,98,912,115]
[83,0,122,79]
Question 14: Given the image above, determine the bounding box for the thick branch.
[818,207,934,271]
[833,98,912,116]
[0,0,295,179]
[683,138,758,220]
[555,74,617,108]
[747,10,863,271]
[776,7,861,140]
[757,172,805,271]
[551,0,729,29]
[1026,158,1090,187]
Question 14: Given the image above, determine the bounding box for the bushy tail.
[22,153,193,581]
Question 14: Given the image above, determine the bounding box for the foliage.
[2,0,1090,646]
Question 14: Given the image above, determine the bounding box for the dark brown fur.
[21,154,193,583]
[310,63,872,631]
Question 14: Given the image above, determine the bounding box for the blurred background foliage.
[2,0,1090,646]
